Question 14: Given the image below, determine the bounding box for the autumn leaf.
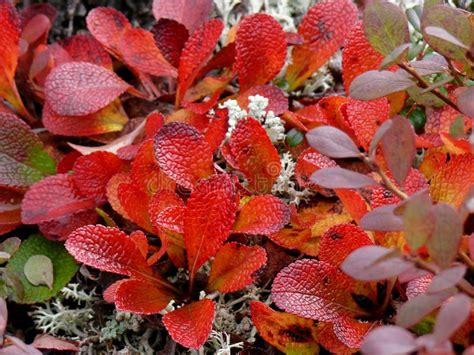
[152,0,212,33]
[162,299,215,349]
[184,174,237,285]
[207,242,267,293]
[235,13,287,92]
[152,19,189,68]
[61,34,112,69]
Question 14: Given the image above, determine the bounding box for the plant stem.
[459,251,474,271]
[398,62,459,111]
[409,257,474,297]
[448,60,466,86]
[362,156,409,200]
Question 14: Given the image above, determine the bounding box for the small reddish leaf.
[250,301,319,353]
[233,195,290,235]
[152,19,189,68]
[346,97,390,151]
[235,13,286,92]
[21,174,96,224]
[61,34,112,69]
[45,62,130,116]
[0,113,56,189]
[306,126,360,158]
[311,167,377,189]
[176,19,223,106]
[360,204,404,232]
[428,265,467,294]
[114,279,173,315]
[118,183,153,232]
[207,242,266,293]
[433,293,471,344]
[42,99,129,137]
[117,28,177,78]
[333,318,373,349]
[65,225,153,279]
[294,147,337,191]
[184,174,237,282]
[152,0,212,33]
[272,259,357,321]
[154,122,213,189]
[72,152,125,202]
[162,299,215,349]
[222,118,281,194]
[86,7,131,52]
[318,224,373,268]
[286,0,358,90]
[30,335,78,352]
[341,246,412,281]
[430,153,474,208]
[349,70,414,101]
[360,326,417,355]
[39,209,98,242]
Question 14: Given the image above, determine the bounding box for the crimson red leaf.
[433,293,471,344]
[21,174,96,224]
[117,182,153,232]
[114,279,173,315]
[45,62,130,116]
[294,147,337,191]
[162,299,215,349]
[176,19,223,106]
[222,118,281,194]
[184,174,237,284]
[235,13,287,92]
[39,209,98,242]
[152,0,212,33]
[207,242,266,293]
[381,116,416,186]
[311,167,377,189]
[318,224,373,267]
[86,7,131,52]
[61,34,112,69]
[286,0,358,90]
[154,122,213,189]
[72,152,125,202]
[306,126,360,158]
[360,326,417,355]
[341,246,412,281]
[149,190,185,234]
[272,259,357,321]
[65,225,154,279]
[152,19,189,68]
[233,195,290,235]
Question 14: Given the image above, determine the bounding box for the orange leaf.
[163,299,215,349]
[235,13,287,92]
[233,195,290,235]
[250,301,319,353]
[154,122,214,189]
[117,182,153,232]
[286,0,358,90]
[222,118,281,194]
[184,174,237,284]
[207,242,267,293]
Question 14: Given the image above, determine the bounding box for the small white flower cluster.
[272,152,314,205]
[219,95,286,143]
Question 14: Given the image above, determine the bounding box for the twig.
[362,156,408,200]
[459,251,474,271]
[448,60,466,86]
[398,62,459,111]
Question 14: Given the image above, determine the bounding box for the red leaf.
[30,334,78,352]
[152,0,212,33]
[61,34,112,69]
[233,195,290,235]
[184,174,237,284]
[152,19,189,68]
[72,152,126,202]
[44,62,130,116]
[235,13,287,92]
[176,19,223,106]
[0,113,55,189]
[318,224,373,268]
[346,97,390,151]
[154,122,213,189]
[117,182,153,232]
[42,100,129,137]
[149,190,185,234]
[116,28,177,78]
[0,189,22,235]
[342,21,385,93]
[222,118,281,194]
[286,0,358,90]
[162,299,215,349]
[65,224,154,279]
[250,301,319,353]
[130,140,176,195]
[271,259,357,321]
[21,174,96,224]
[86,7,131,53]
[237,85,289,116]
[114,279,173,315]
[39,209,98,241]
[294,147,337,191]
[333,318,373,349]
[207,242,267,293]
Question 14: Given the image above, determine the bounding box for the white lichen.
[209,330,244,355]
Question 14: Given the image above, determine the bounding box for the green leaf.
[407,86,445,108]
[24,255,54,289]
[286,128,304,147]
[5,234,78,303]
[364,2,410,56]
[408,107,427,131]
